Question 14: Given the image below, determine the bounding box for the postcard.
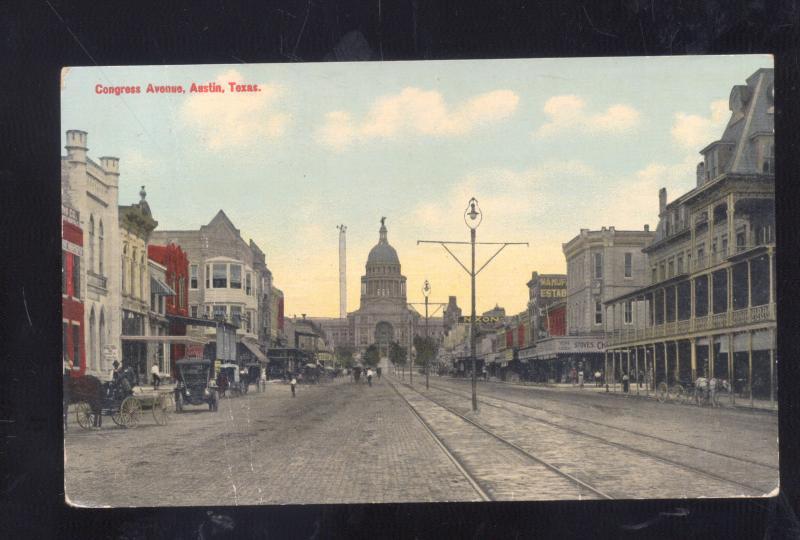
[61,56,777,506]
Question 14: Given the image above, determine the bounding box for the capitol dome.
[366,218,400,267]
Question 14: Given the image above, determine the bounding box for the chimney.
[696,162,705,187]
[65,130,88,163]
[658,188,667,214]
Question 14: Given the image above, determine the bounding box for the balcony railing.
[87,271,107,292]
[606,302,775,346]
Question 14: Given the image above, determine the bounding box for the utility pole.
[409,288,446,391]
[418,198,527,412]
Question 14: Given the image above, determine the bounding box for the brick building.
[62,204,85,376]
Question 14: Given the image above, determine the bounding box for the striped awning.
[150,277,176,296]
[242,339,268,363]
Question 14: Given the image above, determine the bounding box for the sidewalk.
[478,377,778,413]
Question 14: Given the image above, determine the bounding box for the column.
[727,194,736,256]
[674,340,680,386]
[727,266,733,325]
[651,343,657,392]
[708,203,715,262]
[709,334,715,379]
[690,337,697,381]
[626,349,631,392]
[727,332,734,405]
[768,248,774,306]
[690,277,696,332]
[748,330,753,409]
[663,341,668,386]
[604,351,608,389]
[612,351,617,392]
[634,347,640,395]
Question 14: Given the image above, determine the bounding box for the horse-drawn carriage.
[657,377,731,406]
[217,363,248,397]
[67,366,171,429]
[174,358,219,412]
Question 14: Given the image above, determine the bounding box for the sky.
[61,55,772,317]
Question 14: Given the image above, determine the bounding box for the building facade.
[119,187,158,381]
[148,242,190,369]
[61,130,122,380]
[62,204,85,377]
[529,226,654,382]
[604,68,776,407]
[150,210,270,363]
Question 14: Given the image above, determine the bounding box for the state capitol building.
[312,219,458,364]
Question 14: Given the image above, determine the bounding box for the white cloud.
[534,95,640,137]
[671,99,729,150]
[179,69,290,151]
[315,87,519,150]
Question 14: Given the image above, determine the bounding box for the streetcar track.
[386,379,491,502]
[429,381,771,496]
[439,379,778,471]
[388,378,614,501]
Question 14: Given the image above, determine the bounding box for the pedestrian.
[366,368,373,387]
[578,369,584,389]
[290,375,297,397]
[151,362,161,390]
[595,370,602,387]
[622,372,630,393]
[482,366,488,381]
[376,366,382,380]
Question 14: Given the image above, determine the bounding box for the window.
[721,235,728,256]
[212,263,227,288]
[624,301,632,324]
[231,305,242,324]
[205,265,210,289]
[665,285,676,322]
[62,252,67,294]
[677,255,684,274]
[594,301,602,325]
[190,305,198,318]
[98,221,104,275]
[204,304,211,318]
[651,267,657,283]
[694,275,709,317]
[88,215,95,272]
[62,322,69,365]
[624,253,632,278]
[190,265,198,289]
[697,246,705,266]
[659,262,665,281]
[72,254,80,297]
[122,244,128,293]
[245,272,252,295]
[594,253,602,278]
[712,270,728,314]
[230,265,242,289]
[213,304,227,319]
[140,254,145,300]
[668,260,674,278]
[72,325,80,368]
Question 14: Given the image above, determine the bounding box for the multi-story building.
[150,210,269,364]
[148,242,190,370]
[119,187,158,381]
[605,68,775,407]
[61,130,122,380]
[530,226,653,382]
[520,272,567,365]
[62,204,85,377]
[269,285,285,346]
[147,257,174,378]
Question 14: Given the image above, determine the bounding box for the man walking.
[366,368,373,387]
[151,362,161,390]
[290,375,297,397]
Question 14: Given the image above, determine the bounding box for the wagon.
[72,368,172,429]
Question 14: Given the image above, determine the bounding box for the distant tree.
[413,335,439,367]
[389,340,407,367]
[335,345,355,368]
[363,344,380,367]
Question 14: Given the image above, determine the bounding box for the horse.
[693,377,731,407]
[64,367,137,428]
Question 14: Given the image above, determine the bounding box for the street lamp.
[418,197,527,412]
[422,279,431,390]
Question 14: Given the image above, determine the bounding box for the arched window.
[89,307,96,371]
[140,253,145,300]
[122,244,128,294]
[98,220,104,275]
[99,308,106,369]
[131,248,137,298]
[88,215,95,273]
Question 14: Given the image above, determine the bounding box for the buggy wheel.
[119,396,142,428]
[75,401,95,430]
[657,382,669,403]
[671,384,685,404]
[152,394,170,425]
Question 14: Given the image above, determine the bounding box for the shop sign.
[459,315,503,324]
[535,337,607,356]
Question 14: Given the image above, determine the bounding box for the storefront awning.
[150,277,176,296]
[121,335,208,344]
[241,339,268,363]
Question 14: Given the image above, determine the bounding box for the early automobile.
[218,363,248,396]
[174,358,219,412]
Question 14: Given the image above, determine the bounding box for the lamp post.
[423,280,431,390]
[418,197,527,412]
